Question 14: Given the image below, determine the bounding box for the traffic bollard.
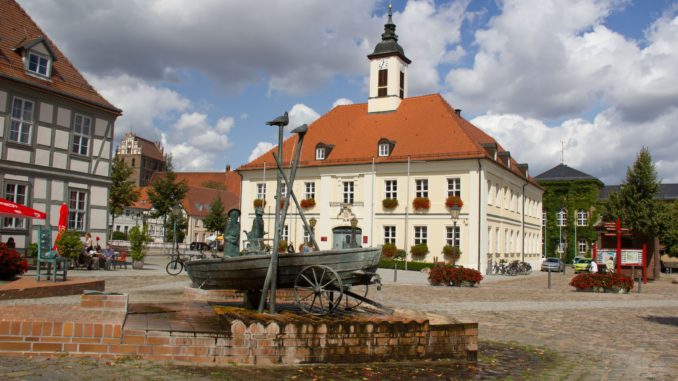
[394,262,397,283]
[548,268,552,289]
[637,277,642,293]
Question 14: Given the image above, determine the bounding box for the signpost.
[597,218,647,284]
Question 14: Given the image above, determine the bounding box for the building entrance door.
[332,226,361,249]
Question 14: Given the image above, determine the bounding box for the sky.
[18,0,678,185]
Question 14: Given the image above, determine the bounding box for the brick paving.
[0,262,676,380]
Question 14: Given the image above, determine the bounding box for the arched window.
[577,209,588,226]
[557,208,567,227]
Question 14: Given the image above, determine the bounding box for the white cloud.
[248,142,275,162]
[288,103,321,130]
[162,113,235,171]
[86,73,190,139]
[332,98,354,108]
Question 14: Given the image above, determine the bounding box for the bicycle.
[166,251,206,275]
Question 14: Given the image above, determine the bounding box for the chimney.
[454,109,462,117]
[225,165,231,172]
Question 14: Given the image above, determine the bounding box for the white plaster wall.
[70,159,89,173]
[90,185,108,206]
[95,161,109,176]
[101,141,111,159]
[6,148,30,163]
[51,180,64,201]
[34,178,47,199]
[95,118,108,137]
[0,116,4,137]
[54,130,69,149]
[49,203,62,226]
[56,107,71,128]
[39,102,53,123]
[90,209,108,229]
[5,174,28,181]
[35,148,50,166]
[37,125,51,146]
[52,152,67,169]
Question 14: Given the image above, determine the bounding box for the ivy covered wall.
[539,179,603,262]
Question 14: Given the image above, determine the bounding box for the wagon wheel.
[344,284,368,310]
[294,265,343,315]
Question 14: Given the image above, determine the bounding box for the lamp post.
[309,217,317,236]
[449,204,460,265]
[350,217,358,248]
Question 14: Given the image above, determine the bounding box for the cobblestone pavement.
[1,264,677,380]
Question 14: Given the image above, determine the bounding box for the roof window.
[27,51,51,77]
[315,143,334,161]
[377,138,396,157]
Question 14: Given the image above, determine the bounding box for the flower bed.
[428,263,483,287]
[412,197,430,211]
[569,273,634,293]
[0,243,28,280]
[382,198,399,210]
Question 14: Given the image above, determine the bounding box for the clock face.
[378,59,388,69]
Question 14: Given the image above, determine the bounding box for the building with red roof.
[238,6,543,270]
[0,0,121,247]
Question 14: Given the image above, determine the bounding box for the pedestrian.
[84,232,93,252]
[589,259,598,274]
[605,256,615,274]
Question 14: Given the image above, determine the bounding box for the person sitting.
[100,243,117,270]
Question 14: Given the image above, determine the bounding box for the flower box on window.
[382,198,399,210]
[253,199,266,208]
[300,198,316,209]
[442,245,461,265]
[445,196,464,209]
[412,197,430,211]
[381,243,398,259]
[410,243,429,260]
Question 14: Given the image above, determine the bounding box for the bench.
[110,245,129,269]
[35,225,68,282]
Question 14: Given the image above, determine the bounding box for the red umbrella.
[54,203,69,250]
[0,198,46,219]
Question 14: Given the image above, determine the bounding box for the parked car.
[573,258,593,273]
[190,242,208,251]
[541,257,565,272]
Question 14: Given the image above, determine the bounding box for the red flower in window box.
[253,199,266,208]
[412,197,430,211]
[445,196,463,209]
[300,198,316,209]
[382,198,399,209]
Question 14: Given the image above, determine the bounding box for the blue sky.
[19,0,678,184]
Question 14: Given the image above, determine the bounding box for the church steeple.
[367,2,411,113]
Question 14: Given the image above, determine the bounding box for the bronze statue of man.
[224,208,241,257]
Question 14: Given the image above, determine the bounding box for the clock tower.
[367,3,411,113]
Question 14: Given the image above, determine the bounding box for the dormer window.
[27,51,50,77]
[316,147,326,160]
[377,138,395,157]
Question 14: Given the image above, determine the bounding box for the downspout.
[477,159,482,272]
[404,156,410,271]
[370,157,375,247]
[521,181,528,263]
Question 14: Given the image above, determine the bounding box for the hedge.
[378,258,434,272]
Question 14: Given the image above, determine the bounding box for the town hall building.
[238,7,543,271]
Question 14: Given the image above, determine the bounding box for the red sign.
[363,236,368,244]
[320,236,327,242]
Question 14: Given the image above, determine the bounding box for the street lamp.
[449,204,460,265]
[308,217,317,245]
[350,217,358,248]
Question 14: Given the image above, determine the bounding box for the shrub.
[445,196,464,209]
[382,198,399,209]
[569,273,634,291]
[253,199,266,208]
[0,243,28,280]
[300,198,316,209]
[111,231,128,240]
[27,243,38,258]
[381,243,398,258]
[56,230,84,259]
[412,197,430,210]
[443,245,461,265]
[428,263,483,286]
[410,243,429,260]
[129,225,152,261]
[379,258,432,272]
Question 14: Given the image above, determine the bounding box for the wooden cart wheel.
[294,265,343,315]
[344,284,369,310]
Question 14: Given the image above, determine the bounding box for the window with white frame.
[280,182,287,198]
[303,229,310,243]
[577,209,588,226]
[557,208,567,227]
[68,190,87,231]
[315,147,326,160]
[3,183,27,229]
[487,181,493,205]
[414,226,427,245]
[282,225,289,242]
[256,183,266,200]
[71,114,92,155]
[447,178,461,197]
[378,143,390,157]
[446,226,460,247]
[385,180,397,199]
[343,181,354,204]
[9,97,34,144]
[415,179,428,198]
[384,226,396,244]
[305,182,315,199]
[27,51,50,77]
[578,239,587,254]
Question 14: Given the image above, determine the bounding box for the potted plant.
[381,243,398,259]
[410,243,429,261]
[300,198,316,209]
[412,197,430,211]
[0,243,28,280]
[129,225,152,269]
[445,196,464,209]
[55,230,84,264]
[442,245,461,266]
[460,267,483,286]
[253,199,266,208]
[382,198,399,210]
[428,263,448,286]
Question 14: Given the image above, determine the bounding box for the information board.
[621,249,642,266]
[596,250,616,264]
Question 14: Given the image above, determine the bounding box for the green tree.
[164,210,188,244]
[55,230,84,259]
[203,196,227,234]
[147,157,188,242]
[109,157,139,236]
[602,147,665,237]
[659,201,678,257]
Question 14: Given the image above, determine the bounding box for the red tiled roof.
[239,94,536,185]
[134,135,165,162]
[0,0,120,114]
[150,171,241,198]
[131,186,239,217]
